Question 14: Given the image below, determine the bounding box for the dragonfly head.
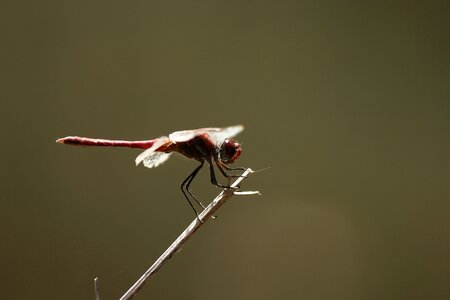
[218,139,242,164]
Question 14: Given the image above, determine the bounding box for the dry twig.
[115,168,257,300]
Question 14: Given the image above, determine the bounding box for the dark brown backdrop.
[1,1,449,299]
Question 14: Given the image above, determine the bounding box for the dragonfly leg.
[209,158,234,188]
[219,162,246,172]
[216,159,247,179]
[185,164,206,209]
[180,161,205,221]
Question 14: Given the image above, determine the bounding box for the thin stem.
[119,168,257,300]
[94,277,99,300]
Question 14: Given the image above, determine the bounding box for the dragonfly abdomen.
[56,136,156,149]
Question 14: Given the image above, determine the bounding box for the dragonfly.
[56,125,245,219]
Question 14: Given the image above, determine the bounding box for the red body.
[56,136,156,149]
[155,133,216,162]
[56,125,244,219]
[56,126,243,166]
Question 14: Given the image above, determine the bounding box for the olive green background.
[1,1,449,299]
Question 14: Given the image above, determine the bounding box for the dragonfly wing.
[141,151,172,168]
[135,137,171,168]
[169,129,200,142]
[204,125,244,143]
[169,125,244,143]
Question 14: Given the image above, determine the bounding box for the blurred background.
[1,1,449,299]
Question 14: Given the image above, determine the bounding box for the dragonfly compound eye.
[219,139,242,164]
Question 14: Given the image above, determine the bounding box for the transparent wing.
[169,125,244,143]
[135,136,171,168]
[203,125,244,144]
[141,151,172,168]
[168,129,199,142]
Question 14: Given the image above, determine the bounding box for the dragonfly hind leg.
[181,161,206,220]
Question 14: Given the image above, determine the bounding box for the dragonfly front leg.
[218,161,246,172]
[209,158,235,188]
[215,159,247,179]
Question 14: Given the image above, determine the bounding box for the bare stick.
[119,168,257,300]
[94,277,99,300]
